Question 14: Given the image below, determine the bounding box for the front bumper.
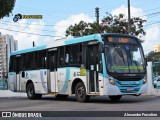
[105,80,148,95]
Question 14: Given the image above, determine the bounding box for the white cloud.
[0,19,45,50]
[142,25,160,54]
[0,13,93,50]
[111,5,146,19]
[54,13,94,38]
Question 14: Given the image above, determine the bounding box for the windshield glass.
[105,44,145,73]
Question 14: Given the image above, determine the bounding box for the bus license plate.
[127,87,135,91]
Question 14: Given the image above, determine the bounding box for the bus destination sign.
[107,37,137,44]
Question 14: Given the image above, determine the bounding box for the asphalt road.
[0,95,160,120]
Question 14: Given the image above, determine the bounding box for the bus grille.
[115,80,143,93]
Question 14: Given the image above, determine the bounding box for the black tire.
[75,82,90,102]
[108,95,122,102]
[55,94,68,100]
[26,83,42,100]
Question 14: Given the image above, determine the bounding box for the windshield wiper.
[115,47,125,64]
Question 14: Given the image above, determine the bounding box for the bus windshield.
[105,44,145,73]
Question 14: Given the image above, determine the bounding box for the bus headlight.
[143,76,147,84]
[109,76,116,85]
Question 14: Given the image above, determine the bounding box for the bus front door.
[87,44,99,93]
[48,50,58,92]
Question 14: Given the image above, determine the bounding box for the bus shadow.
[41,95,160,104]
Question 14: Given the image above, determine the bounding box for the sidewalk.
[0,90,27,97]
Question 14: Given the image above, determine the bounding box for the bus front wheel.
[75,82,90,102]
[108,95,122,102]
[27,83,42,100]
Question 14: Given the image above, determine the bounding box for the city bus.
[8,33,147,102]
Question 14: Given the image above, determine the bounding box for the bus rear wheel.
[108,95,122,102]
[27,83,42,100]
[75,82,90,102]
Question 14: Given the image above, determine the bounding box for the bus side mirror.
[99,43,104,53]
[145,58,148,66]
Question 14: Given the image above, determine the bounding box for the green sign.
[112,66,144,70]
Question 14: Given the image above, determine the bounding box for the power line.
[0,27,62,37]
[16,5,94,14]
[143,11,160,17]
[1,8,159,34]
[133,0,159,7]
[1,20,69,27]
[143,7,160,13]
[0,21,57,33]
[144,21,160,27]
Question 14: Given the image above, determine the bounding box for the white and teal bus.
[8,33,147,102]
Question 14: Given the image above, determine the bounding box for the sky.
[0,0,160,54]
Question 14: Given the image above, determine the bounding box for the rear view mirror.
[145,58,147,66]
[99,43,104,53]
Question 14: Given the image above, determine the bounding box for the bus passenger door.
[14,56,21,92]
[48,49,58,92]
[87,44,99,93]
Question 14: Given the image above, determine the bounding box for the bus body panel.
[104,78,148,95]
[57,68,70,94]
[24,70,48,94]
[8,72,16,92]
[49,71,58,92]
[137,83,148,94]
[98,73,104,95]
[57,67,88,95]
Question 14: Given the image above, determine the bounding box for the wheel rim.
[77,87,85,98]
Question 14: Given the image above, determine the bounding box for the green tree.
[65,14,146,41]
[147,51,160,75]
[147,51,160,62]
[0,0,16,19]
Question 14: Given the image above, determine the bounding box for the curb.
[0,90,27,97]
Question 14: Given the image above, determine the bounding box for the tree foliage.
[0,0,16,19]
[65,14,146,41]
[147,51,160,62]
[147,51,160,75]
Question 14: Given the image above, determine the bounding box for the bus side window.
[69,44,82,65]
[23,54,28,70]
[23,53,35,70]
[35,50,46,69]
[9,56,14,72]
[65,46,69,65]
[59,47,65,67]
[14,56,22,73]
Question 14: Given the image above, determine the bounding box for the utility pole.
[128,0,131,34]
[33,41,35,47]
[95,7,99,33]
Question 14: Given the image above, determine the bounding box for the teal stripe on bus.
[11,45,47,55]
[102,53,108,78]
[61,68,70,94]
[64,34,103,45]
[57,67,79,70]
